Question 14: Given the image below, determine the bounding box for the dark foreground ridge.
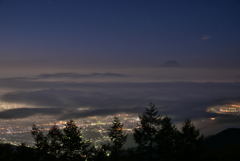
[0,104,240,161]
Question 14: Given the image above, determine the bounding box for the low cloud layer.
[0,72,240,138]
[0,108,64,119]
[1,76,240,121]
[37,72,128,79]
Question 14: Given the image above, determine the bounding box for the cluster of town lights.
[207,103,240,114]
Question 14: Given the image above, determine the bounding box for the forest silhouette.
[0,103,240,161]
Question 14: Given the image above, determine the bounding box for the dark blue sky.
[0,0,240,67]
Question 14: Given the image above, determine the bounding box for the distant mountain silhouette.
[0,143,17,151]
[203,128,240,161]
[205,128,240,148]
[161,60,181,67]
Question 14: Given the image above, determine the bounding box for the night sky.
[0,0,240,68]
[0,0,240,143]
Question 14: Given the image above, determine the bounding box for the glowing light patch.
[210,117,216,120]
[76,107,91,111]
[0,101,33,111]
[207,103,240,115]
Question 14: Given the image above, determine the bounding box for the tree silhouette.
[90,144,111,161]
[156,116,179,161]
[179,119,204,161]
[31,124,49,153]
[5,103,240,161]
[47,125,63,158]
[108,117,127,160]
[31,120,91,161]
[29,104,209,161]
[62,120,91,161]
[133,103,161,160]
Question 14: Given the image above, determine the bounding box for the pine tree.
[47,125,63,158]
[133,103,161,160]
[181,119,203,145]
[156,116,179,161]
[31,124,49,153]
[32,121,91,161]
[108,117,127,160]
[134,103,161,149]
[62,120,90,161]
[179,119,204,161]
